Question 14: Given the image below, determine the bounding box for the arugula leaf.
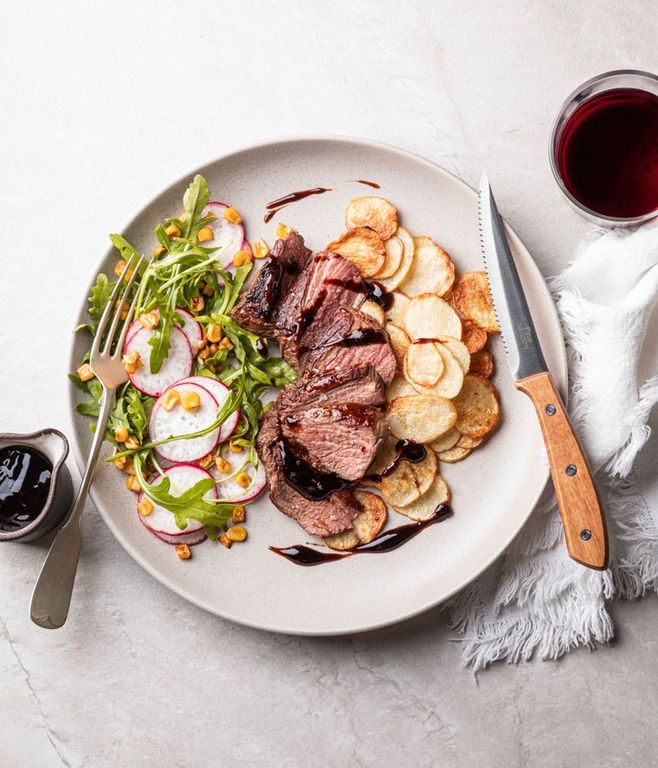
[126,388,151,440]
[77,274,114,334]
[182,175,210,239]
[109,234,141,264]
[134,458,233,530]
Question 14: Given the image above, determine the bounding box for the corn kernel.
[126,475,140,492]
[207,343,219,355]
[198,346,211,360]
[114,426,129,443]
[153,244,166,258]
[197,225,214,243]
[165,222,181,238]
[194,339,206,351]
[115,300,128,320]
[219,337,234,351]
[77,363,95,382]
[206,323,222,343]
[275,223,291,239]
[139,311,159,330]
[223,207,242,225]
[122,350,142,375]
[235,471,251,489]
[218,534,232,549]
[162,388,180,412]
[123,459,136,476]
[227,525,247,542]
[176,543,192,560]
[251,238,270,260]
[232,249,251,267]
[113,455,127,470]
[202,283,214,297]
[137,498,154,516]
[124,435,141,451]
[181,390,201,413]
[215,456,231,474]
[231,505,246,523]
[198,454,214,469]
[113,259,131,278]
[190,296,204,313]
[229,440,243,453]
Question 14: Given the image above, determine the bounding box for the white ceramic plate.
[69,137,567,635]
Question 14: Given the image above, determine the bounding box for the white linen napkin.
[449,220,658,671]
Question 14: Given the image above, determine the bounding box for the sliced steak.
[278,251,368,370]
[277,364,388,480]
[277,365,386,414]
[302,307,397,385]
[256,407,360,537]
[230,233,311,335]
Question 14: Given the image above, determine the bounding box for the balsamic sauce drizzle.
[264,188,334,223]
[270,505,453,566]
[351,179,381,189]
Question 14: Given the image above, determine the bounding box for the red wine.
[557,88,658,218]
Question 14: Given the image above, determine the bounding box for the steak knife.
[478,172,608,570]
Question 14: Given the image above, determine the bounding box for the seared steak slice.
[231,233,311,335]
[281,402,388,480]
[256,407,360,537]
[277,365,386,413]
[302,307,397,385]
[278,251,368,370]
[277,364,388,480]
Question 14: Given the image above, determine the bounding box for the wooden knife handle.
[516,371,608,570]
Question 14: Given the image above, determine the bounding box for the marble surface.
[0,1,657,765]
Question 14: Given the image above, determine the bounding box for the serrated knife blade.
[478,172,608,571]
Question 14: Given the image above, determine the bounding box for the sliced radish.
[170,375,240,442]
[126,326,193,397]
[202,202,246,269]
[138,464,216,545]
[150,382,220,462]
[212,452,267,503]
[126,307,203,350]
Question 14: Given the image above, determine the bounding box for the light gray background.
[1,1,657,766]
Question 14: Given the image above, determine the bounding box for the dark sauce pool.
[0,446,52,532]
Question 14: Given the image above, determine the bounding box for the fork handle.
[30,388,115,629]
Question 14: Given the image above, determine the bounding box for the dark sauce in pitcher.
[0,446,52,532]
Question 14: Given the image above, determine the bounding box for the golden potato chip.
[437,445,471,463]
[429,427,460,452]
[405,341,444,387]
[376,227,414,291]
[387,394,457,443]
[462,320,488,354]
[386,375,416,402]
[326,227,385,277]
[407,342,464,399]
[441,337,470,374]
[374,236,403,279]
[457,433,483,450]
[469,349,494,378]
[360,300,386,325]
[386,291,410,327]
[399,237,455,298]
[386,323,410,367]
[394,476,451,521]
[365,436,398,477]
[381,449,437,508]
[404,293,462,341]
[452,272,500,333]
[453,374,500,438]
[324,527,359,551]
[345,196,399,240]
[352,491,388,543]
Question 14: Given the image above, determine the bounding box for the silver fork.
[31,255,144,629]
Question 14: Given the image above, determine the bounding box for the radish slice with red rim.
[138,464,216,544]
[126,325,193,397]
[170,375,240,442]
[150,382,221,462]
[202,201,246,269]
[126,307,203,350]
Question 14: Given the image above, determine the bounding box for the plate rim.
[67,134,568,636]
